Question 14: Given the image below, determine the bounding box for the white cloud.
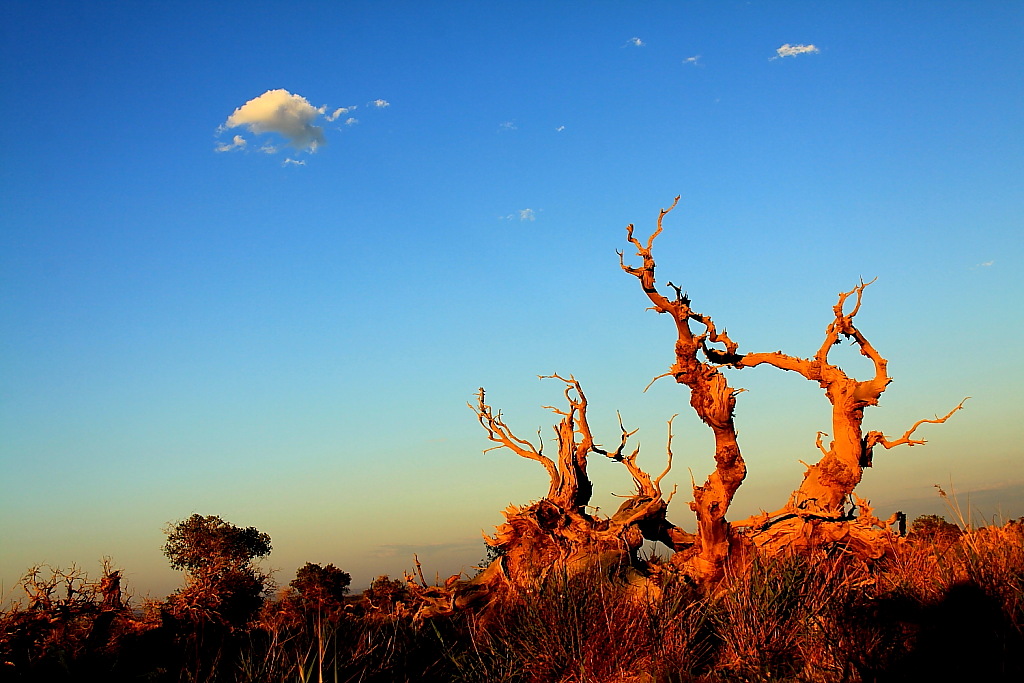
[499,121,517,131]
[772,43,820,60]
[556,125,565,132]
[214,134,247,152]
[215,89,391,159]
[221,89,327,152]
[977,260,994,267]
[683,55,701,66]
[501,208,539,221]
[627,37,644,47]
[326,106,355,122]
[283,158,306,167]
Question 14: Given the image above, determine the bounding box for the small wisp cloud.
[326,106,355,122]
[215,135,247,152]
[502,208,537,221]
[772,43,820,60]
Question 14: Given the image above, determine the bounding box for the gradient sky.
[2,1,1022,600]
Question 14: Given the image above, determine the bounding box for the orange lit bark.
[619,198,965,570]
[409,376,692,618]
[409,197,965,617]
[620,197,747,579]
[733,283,966,521]
[735,281,892,514]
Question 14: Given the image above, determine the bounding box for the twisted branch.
[472,388,559,498]
[866,399,969,449]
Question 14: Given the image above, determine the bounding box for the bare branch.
[414,554,428,587]
[643,372,674,393]
[620,198,687,321]
[471,388,560,496]
[665,484,679,504]
[866,398,969,450]
[649,195,681,251]
[621,447,657,498]
[654,414,679,491]
[591,411,638,463]
[735,350,816,379]
[816,280,888,394]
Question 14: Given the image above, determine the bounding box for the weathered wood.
[409,198,964,618]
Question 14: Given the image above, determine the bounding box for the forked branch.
[472,388,560,497]
[620,198,748,579]
[619,196,686,321]
[866,398,969,449]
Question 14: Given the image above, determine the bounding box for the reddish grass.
[3,519,1023,682]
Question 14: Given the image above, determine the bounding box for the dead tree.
[476,375,696,576]
[408,197,965,615]
[621,196,965,570]
[620,196,749,579]
[408,374,692,618]
[728,284,966,555]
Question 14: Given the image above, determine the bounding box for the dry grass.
[3,520,1023,682]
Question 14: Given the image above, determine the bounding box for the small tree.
[362,575,410,613]
[163,514,272,628]
[290,562,351,612]
[908,514,963,548]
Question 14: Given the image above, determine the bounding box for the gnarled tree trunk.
[409,375,692,618]
[728,283,966,556]
[409,197,965,618]
[621,197,965,568]
[620,196,749,580]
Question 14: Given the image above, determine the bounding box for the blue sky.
[2,1,1022,598]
